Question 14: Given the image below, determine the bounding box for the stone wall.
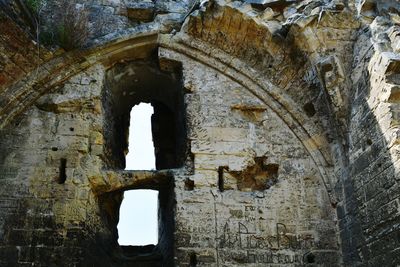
[336,16,400,265]
[170,49,339,265]
[0,0,399,266]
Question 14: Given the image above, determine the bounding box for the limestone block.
[64,200,88,221]
[54,135,89,154]
[90,144,103,156]
[390,103,400,127]
[191,140,252,155]
[88,172,108,194]
[202,127,249,142]
[155,1,189,14]
[294,14,317,28]
[56,116,90,138]
[102,0,121,7]
[223,170,239,190]
[370,52,400,78]
[388,26,400,53]
[194,154,252,171]
[191,170,218,188]
[386,85,400,103]
[301,28,320,52]
[46,150,82,169]
[260,7,275,20]
[262,20,282,35]
[385,60,400,85]
[126,1,155,22]
[89,131,104,146]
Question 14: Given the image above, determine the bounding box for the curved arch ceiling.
[0,31,336,202]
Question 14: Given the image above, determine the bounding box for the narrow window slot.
[218,166,225,192]
[58,158,67,184]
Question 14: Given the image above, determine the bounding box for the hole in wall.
[184,178,194,191]
[69,127,74,132]
[229,157,279,191]
[303,102,316,117]
[366,139,373,146]
[306,252,315,263]
[117,189,158,246]
[58,158,67,184]
[51,147,58,151]
[189,252,197,267]
[218,166,225,192]
[321,63,333,74]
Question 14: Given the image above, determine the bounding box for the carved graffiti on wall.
[217,220,315,264]
[219,250,305,264]
[219,222,314,250]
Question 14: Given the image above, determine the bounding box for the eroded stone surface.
[0,0,400,266]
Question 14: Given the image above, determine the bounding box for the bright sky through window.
[117,103,158,245]
[125,103,155,171]
[118,189,158,245]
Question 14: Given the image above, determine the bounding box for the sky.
[117,103,159,246]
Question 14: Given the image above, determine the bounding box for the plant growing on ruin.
[24,0,90,51]
[24,0,46,37]
[25,0,45,14]
[53,0,90,50]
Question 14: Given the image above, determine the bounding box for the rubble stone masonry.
[0,0,399,266]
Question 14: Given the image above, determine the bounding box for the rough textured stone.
[0,0,400,266]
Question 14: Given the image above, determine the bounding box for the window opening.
[117,189,159,245]
[218,166,225,192]
[125,103,155,170]
[58,158,67,184]
[101,60,183,265]
[103,60,186,171]
[118,103,158,246]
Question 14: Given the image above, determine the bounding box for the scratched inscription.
[217,220,315,264]
[219,249,304,264]
[219,222,314,250]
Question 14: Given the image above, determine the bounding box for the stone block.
[126,1,154,22]
[194,154,251,171]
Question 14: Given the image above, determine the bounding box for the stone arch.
[159,36,336,202]
[0,30,337,203]
[0,33,160,128]
[2,1,400,266]
[0,3,345,266]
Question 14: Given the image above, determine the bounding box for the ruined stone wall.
[0,50,339,266]
[0,65,115,266]
[337,13,400,265]
[169,49,339,265]
[0,0,400,266]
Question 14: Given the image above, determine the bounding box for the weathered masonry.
[0,0,400,266]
